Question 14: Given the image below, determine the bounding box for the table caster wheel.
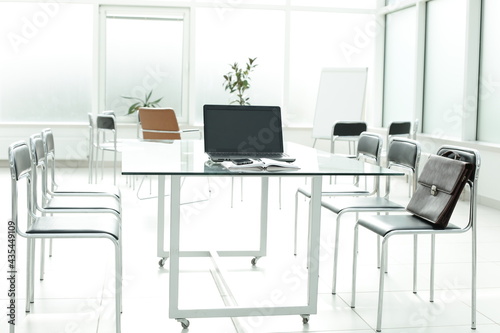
[301,314,309,324]
[159,258,167,267]
[251,257,261,266]
[176,318,189,329]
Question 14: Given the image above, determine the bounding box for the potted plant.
[121,89,163,115]
[223,57,257,105]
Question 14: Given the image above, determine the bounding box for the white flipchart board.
[312,68,368,140]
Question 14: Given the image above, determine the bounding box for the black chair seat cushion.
[358,214,461,237]
[27,215,120,240]
[322,197,405,214]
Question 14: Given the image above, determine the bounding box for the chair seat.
[27,215,120,240]
[358,214,461,237]
[298,184,370,198]
[54,184,121,198]
[45,196,121,214]
[321,196,405,214]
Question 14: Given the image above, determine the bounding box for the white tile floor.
[1,165,500,333]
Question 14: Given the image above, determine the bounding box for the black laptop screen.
[203,105,284,153]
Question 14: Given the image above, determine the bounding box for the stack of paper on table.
[221,158,300,172]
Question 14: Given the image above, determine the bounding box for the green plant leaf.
[121,96,143,101]
[127,102,141,115]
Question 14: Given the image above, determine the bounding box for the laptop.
[203,104,295,162]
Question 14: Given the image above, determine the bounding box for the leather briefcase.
[406,152,473,228]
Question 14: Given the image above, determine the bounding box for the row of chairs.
[9,128,122,332]
[328,120,418,155]
[295,132,480,331]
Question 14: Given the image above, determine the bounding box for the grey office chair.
[351,145,480,332]
[330,121,367,155]
[8,141,122,333]
[294,132,383,253]
[43,128,121,200]
[321,137,421,295]
[30,134,121,280]
[386,121,413,195]
[96,112,120,185]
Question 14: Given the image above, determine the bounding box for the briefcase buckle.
[431,185,437,196]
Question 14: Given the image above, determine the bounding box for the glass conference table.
[121,140,403,329]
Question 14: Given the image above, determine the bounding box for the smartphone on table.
[232,158,253,165]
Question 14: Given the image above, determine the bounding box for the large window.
[288,11,376,126]
[422,0,466,138]
[477,0,500,143]
[0,2,93,122]
[382,6,416,127]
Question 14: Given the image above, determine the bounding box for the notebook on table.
[203,104,295,163]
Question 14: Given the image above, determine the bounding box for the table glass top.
[121,140,404,177]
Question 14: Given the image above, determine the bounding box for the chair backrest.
[332,121,367,137]
[411,119,419,140]
[41,128,55,159]
[388,121,412,136]
[356,132,383,164]
[29,134,46,168]
[29,134,49,206]
[9,141,33,224]
[437,145,480,186]
[97,113,116,131]
[139,107,181,140]
[9,141,31,183]
[330,121,368,154]
[385,137,421,197]
[88,113,95,144]
[436,145,480,230]
[41,128,60,193]
[387,137,420,171]
[96,113,118,153]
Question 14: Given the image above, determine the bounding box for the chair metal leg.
[385,241,389,274]
[114,239,122,333]
[376,239,389,332]
[100,150,105,181]
[293,190,299,255]
[471,222,477,329]
[40,239,45,281]
[26,238,35,312]
[332,213,343,295]
[113,149,117,185]
[413,234,418,293]
[377,235,381,268]
[88,143,93,184]
[351,224,359,308]
[430,234,435,302]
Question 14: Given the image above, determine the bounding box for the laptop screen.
[203,105,284,154]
